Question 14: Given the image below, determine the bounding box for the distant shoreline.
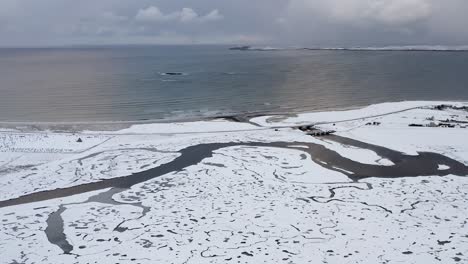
[229,45,468,52]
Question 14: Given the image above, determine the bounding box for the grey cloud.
[135,6,223,23]
[0,0,467,46]
[292,0,432,26]
[275,0,468,46]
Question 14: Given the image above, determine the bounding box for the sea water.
[1,45,467,122]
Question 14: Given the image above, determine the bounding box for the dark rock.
[164,72,183,76]
[437,240,451,245]
[229,46,251,51]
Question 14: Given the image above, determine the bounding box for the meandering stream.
[1,137,468,254]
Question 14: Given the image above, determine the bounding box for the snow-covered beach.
[1,101,468,264]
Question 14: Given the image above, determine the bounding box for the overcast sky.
[1,0,467,47]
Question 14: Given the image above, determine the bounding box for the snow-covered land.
[1,101,467,264]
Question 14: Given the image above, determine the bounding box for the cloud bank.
[0,0,466,46]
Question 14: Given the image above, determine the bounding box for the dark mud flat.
[45,205,73,254]
[1,137,467,209]
[44,187,151,254]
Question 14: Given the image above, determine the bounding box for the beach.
[1,101,468,263]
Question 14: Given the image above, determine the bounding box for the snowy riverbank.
[1,101,467,264]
